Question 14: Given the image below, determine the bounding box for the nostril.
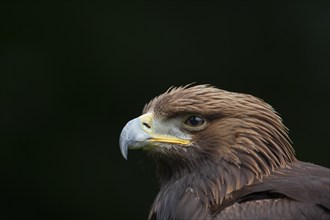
[140,113,153,130]
[143,122,151,129]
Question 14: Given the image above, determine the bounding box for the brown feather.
[140,84,329,220]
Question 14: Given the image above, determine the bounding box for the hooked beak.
[119,113,190,159]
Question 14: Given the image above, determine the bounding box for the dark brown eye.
[185,115,205,127]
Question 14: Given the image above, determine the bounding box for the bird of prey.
[119,84,330,220]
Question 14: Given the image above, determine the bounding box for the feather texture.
[135,85,330,219]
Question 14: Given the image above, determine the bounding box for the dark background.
[1,1,329,219]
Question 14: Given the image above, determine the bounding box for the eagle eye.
[184,115,205,128]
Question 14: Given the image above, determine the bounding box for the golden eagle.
[119,85,330,219]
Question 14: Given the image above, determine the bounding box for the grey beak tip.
[119,136,128,160]
[119,117,150,160]
[121,148,128,160]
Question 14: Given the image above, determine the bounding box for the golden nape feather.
[119,84,330,220]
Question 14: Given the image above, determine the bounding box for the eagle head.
[120,85,295,181]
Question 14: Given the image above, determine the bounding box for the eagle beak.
[119,116,151,160]
[119,113,190,159]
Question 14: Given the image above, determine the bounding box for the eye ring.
[183,115,207,131]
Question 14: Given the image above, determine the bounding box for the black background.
[1,1,329,219]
